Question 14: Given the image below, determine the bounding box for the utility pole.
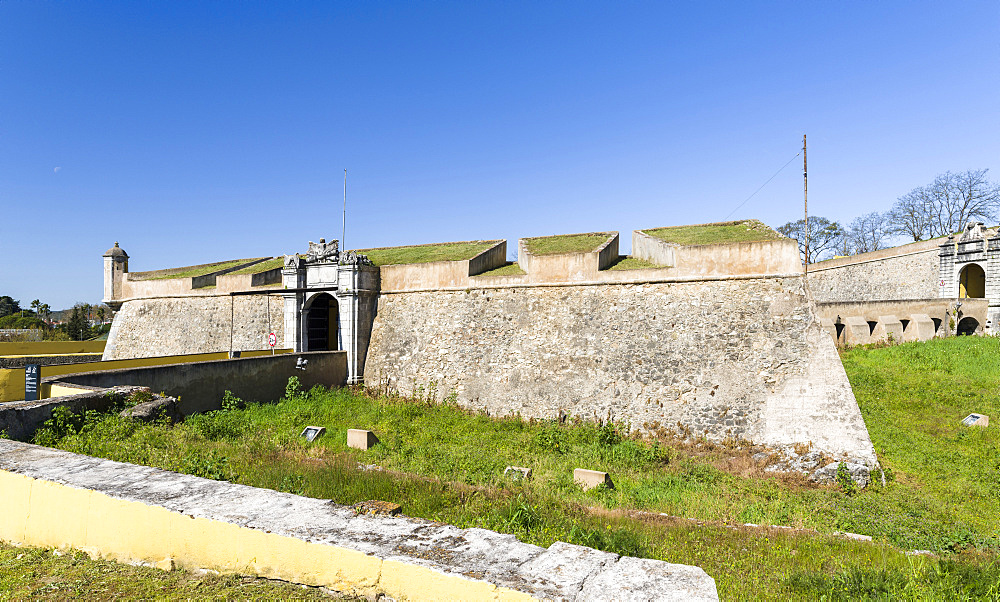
[342,169,348,253]
[803,134,809,274]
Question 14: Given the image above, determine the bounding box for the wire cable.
[723,151,802,220]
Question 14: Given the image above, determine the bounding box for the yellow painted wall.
[0,349,291,403]
[0,468,531,601]
[0,341,106,356]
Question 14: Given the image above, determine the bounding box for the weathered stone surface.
[578,556,719,601]
[961,413,989,427]
[807,242,940,303]
[348,429,379,450]
[366,278,877,465]
[574,469,613,491]
[0,440,719,600]
[120,395,183,423]
[810,461,871,488]
[104,295,284,360]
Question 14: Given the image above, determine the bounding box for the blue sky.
[2,1,998,309]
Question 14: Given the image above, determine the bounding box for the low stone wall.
[807,239,942,302]
[104,294,285,360]
[365,276,876,465]
[0,354,104,369]
[0,386,146,441]
[42,351,346,416]
[815,298,989,345]
[0,440,719,600]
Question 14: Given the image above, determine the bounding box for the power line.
[723,151,802,220]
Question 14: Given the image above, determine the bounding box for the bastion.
[99,220,879,476]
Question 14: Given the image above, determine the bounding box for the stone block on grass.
[347,429,379,450]
[574,468,613,491]
[961,413,989,427]
[504,466,532,480]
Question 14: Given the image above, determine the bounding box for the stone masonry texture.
[104,295,284,360]
[365,277,876,463]
[808,249,939,303]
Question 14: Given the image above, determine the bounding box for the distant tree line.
[0,296,111,341]
[779,169,1000,262]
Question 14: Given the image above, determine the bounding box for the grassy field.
[643,219,782,246]
[353,241,499,266]
[0,542,345,600]
[522,232,614,255]
[20,335,1000,600]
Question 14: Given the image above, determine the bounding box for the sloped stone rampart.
[0,440,719,600]
[365,277,876,464]
[104,295,284,360]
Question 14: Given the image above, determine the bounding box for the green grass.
[29,336,1000,600]
[353,241,499,266]
[643,220,782,246]
[0,541,347,599]
[142,259,258,280]
[522,232,614,255]
[474,262,526,277]
[228,257,284,275]
[605,255,667,271]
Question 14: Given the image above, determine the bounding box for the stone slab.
[903,313,936,342]
[504,466,532,480]
[347,429,379,450]
[574,468,613,491]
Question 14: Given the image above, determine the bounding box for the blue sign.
[24,364,41,402]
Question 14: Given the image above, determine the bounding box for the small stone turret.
[103,242,129,309]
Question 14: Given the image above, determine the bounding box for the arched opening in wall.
[867,321,878,335]
[900,319,911,334]
[958,264,986,298]
[305,293,339,351]
[932,318,942,334]
[957,317,980,336]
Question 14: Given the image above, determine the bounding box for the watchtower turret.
[103,242,129,309]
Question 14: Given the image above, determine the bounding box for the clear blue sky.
[2,1,998,309]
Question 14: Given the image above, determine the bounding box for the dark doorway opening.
[306,294,339,351]
[932,318,942,334]
[867,321,878,335]
[957,317,979,336]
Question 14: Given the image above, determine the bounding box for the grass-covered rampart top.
[23,335,1000,600]
[642,220,782,246]
[227,257,284,275]
[473,262,526,277]
[130,259,266,281]
[522,232,615,255]
[353,241,500,266]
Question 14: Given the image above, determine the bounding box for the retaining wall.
[0,440,718,600]
[806,239,942,303]
[365,276,876,464]
[41,351,346,416]
[632,231,802,277]
[378,241,507,292]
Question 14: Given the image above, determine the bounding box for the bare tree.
[777,217,845,263]
[888,169,1000,239]
[889,188,934,241]
[845,212,893,254]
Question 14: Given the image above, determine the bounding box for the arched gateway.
[279,238,380,384]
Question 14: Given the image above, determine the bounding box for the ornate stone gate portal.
[280,238,379,384]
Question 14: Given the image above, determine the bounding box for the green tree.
[64,304,92,341]
[0,296,20,318]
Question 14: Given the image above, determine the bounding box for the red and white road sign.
[268,332,277,347]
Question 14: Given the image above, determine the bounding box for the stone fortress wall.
[103,295,285,360]
[100,225,878,468]
[805,238,942,303]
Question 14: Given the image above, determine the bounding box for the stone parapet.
[0,440,719,600]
